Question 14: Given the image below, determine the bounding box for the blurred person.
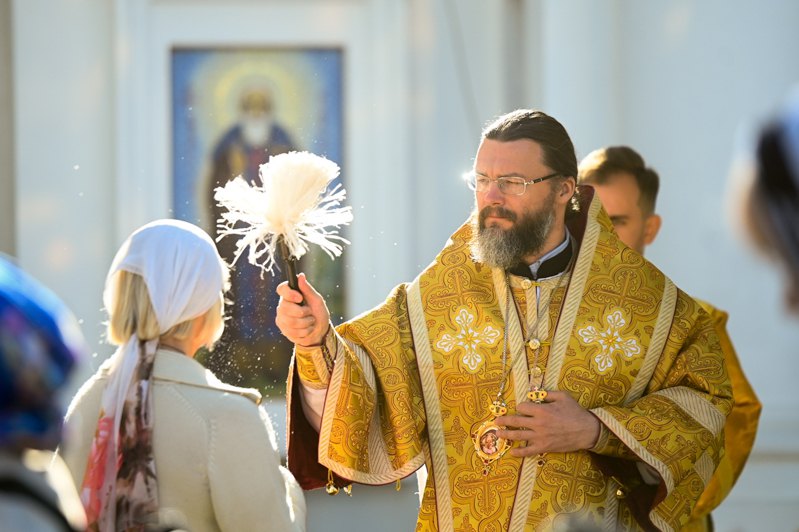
[577,146,761,531]
[0,256,87,531]
[737,91,799,314]
[276,109,731,530]
[59,220,305,531]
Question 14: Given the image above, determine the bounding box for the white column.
[12,0,116,380]
[407,0,511,269]
[532,0,622,158]
[0,0,14,255]
[342,0,415,314]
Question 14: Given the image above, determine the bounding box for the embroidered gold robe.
[683,301,761,531]
[286,189,732,531]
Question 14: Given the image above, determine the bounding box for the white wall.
[0,0,14,256]
[10,0,799,530]
[621,3,799,527]
[12,0,116,384]
[405,0,510,269]
[529,1,799,528]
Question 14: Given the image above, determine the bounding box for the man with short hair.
[578,146,761,531]
[276,110,732,531]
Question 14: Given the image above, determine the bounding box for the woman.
[60,220,305,531]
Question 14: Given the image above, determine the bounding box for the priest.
[276,109,732,531]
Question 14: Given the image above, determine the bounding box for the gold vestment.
[287,190,732,531]
[682,301,761,531]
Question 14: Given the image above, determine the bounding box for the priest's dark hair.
[482,109,578,181]
[482,109,579,212]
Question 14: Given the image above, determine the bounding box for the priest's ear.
[557,177,576,202]
[643,213,662,246]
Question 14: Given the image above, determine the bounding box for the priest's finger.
[496,428,535,442]
[276,296,314,319]
[515,401,548,416]
[276,312,316,331]
[275,319,313,344]
[276,290,316,325]
[297,273,324,305]
[508,443,544,458]
[276,280,304,304]
[494,414,540,430]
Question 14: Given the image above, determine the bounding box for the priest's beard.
[470,193,557,270]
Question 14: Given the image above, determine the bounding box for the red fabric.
[285,357,349,491]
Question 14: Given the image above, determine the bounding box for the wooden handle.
[277,236,301,294]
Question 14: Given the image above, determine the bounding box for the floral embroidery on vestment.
[578,309,641,373]
[435,306,500,373]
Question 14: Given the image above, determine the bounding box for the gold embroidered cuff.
[589,423,610,453]
[588,410,638,460]
[295,324,337,388]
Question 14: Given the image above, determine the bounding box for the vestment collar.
[507,230,573,280]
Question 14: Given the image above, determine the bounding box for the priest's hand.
[495,391,601,457]
[276,273,331,347]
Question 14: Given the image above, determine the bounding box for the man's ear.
[559,177,576,202]
[643,213,662,245]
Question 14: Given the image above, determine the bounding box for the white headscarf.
[104,219,226,331]
[81,219,227,530]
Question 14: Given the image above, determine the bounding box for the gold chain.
[509,251,574,403]
[475,244,574,475]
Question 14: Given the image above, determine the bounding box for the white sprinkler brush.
[214,151,353,292]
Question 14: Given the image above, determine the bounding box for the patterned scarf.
[80,339,159,531]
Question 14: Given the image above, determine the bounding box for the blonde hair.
[107,270,225,347]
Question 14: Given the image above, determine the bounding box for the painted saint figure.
[205,88,298,387]
[480,430,499,455]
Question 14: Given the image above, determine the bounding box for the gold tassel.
[395,479,401,491]
[325,468,354,497]
[325,469,339,496]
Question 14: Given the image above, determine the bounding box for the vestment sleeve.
[286,283,427,489]
[688,305,761,521]
[294,328,337,390]
[588,295,733,530]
